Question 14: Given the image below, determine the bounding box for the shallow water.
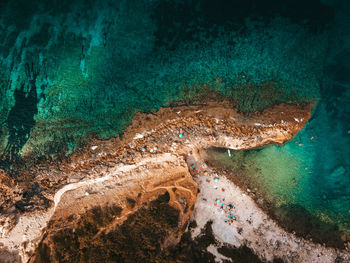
[207,100,350,243]
[0,0,331,162]
[207,1,350,243]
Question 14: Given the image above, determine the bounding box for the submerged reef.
[203,0,350,248]
[0,0,332,165]
[0,1,349,263]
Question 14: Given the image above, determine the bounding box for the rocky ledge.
[2,100,347,263]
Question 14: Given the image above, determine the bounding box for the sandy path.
[1,153,178,262]
[3,102,345,263]
[53,153,177,210]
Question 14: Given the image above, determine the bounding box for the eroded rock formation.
[0,100,315,262]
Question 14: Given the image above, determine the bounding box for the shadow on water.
[152,0,333,50]
[272,204,345,248]
[205,146,348,248]
[0,63,45,172]
[3,83,37,156]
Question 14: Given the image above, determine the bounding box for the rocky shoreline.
[2,100,348,262]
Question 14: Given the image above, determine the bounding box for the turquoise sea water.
[207,91,350,244]
[0,0,348,246]
[0,0,330,162]
[242,121,350,235]
[206,8,350,238]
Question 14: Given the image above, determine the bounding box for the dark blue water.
[0,0,332,162]
[0,0,348,244]
[206,0,350,245]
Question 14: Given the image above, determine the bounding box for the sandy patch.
[190,160,350,262]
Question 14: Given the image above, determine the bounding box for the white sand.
[191,160,350,263]
[2,104,348,263]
